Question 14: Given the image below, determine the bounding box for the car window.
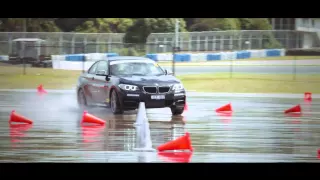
[110,60,164,76]
[88,62,99,74]
[96,61,108,74]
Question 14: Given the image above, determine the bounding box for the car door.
[84,61,99,103]
[92,61,111,104]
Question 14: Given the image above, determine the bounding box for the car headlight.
[118,84,139,91]
[172,83,184,92]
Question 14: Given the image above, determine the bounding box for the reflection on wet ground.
[0,91,320,162]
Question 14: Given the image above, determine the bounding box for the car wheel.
[110,90,124,114]
[77,89,87,109]
[170,106,184,115]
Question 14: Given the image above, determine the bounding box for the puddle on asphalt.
[0,91,320,162]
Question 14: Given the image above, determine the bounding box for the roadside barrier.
[0,55,8,61]
[52,53,118,70]
[145,49,285,62]
[0,49,285,70]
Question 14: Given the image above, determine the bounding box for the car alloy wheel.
[111,91,117,113]
[170,106,184,115]
[78,90,86,108]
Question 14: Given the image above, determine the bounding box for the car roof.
[107,56,152,61]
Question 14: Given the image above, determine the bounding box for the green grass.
[1,63,320,93]
[0,64,81,89]
[177,73,320,93]
[157,56,320,66]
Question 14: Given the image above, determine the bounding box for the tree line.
[0,18,273,44]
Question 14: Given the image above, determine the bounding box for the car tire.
[77,89,88,109]
[110,90,124,114]
[170,106,184,115]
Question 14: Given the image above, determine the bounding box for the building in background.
[147,18,320,53]
[269,18,296,30]
[269,18,320,31]
[269,18,320,49]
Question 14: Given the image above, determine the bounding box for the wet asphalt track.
[0,90,320,162]
[162,65,320,75]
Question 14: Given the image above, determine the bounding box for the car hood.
[119,75,181,86]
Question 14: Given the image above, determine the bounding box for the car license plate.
[151,95,165,100]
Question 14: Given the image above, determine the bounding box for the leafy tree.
[190,18,241,31]
[74,19,97,33]
[238,18,252,30]
[237,18,281,48]
[238,18,272,30]
[74,18,134,33]
[0,18,24,31]
[183,18,196,30]
[0,18,60,32]
[124,18,186,43]
[0,18,283,49]
[250,18,272,30]
[54,18,88,32]
[27,18,60,32]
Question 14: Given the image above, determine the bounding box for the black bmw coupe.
[76,56,186,115]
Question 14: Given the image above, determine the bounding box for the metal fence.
[146,30,320,53]
[0,42,320,90]
[0,42,171,77]
[0,32,125,55]
[1,30,320,56]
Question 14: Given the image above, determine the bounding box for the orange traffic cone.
[158,152,193,163]
[10,124,32,138]
[217,111,233,117]
[157,132,193,152]
[82,125,105,143]
[216,103,232,112]
[10,124,33,131]
[82,124,105,131]
[37,84,47,94]
[286,113,302,117]
[9,123,33,145]
[304,92,312,101]
[82,125,105,136]
[284,104,301,114]
[217,112,232,124]
[9,110,33,124]
[81,111,106,125]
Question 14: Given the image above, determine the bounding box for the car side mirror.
[96,70,110,81]
[165,69,173,75]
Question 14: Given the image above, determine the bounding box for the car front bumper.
[118,90,186,109]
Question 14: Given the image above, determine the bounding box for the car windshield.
[110,60,165,76]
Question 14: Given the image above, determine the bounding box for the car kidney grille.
[143,86,157,93]
[158,86,170,93]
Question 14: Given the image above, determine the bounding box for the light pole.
[173,19,179,76]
